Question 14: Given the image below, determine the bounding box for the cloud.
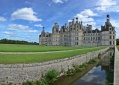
[27,30,38,33]
[7,24,38,33]
[11,8,42,22]
[25,1,31,5]
[80,9,98,16]
[8,24,28,30]
[111,19,119,31]
[34,24,43,28]
[0,17,6,22]
[110,19,119,38]
[96,0,118,12]
[52,0,68,4]
[82,75,98,82]
[111,20,119,29]
[68,20,72,22]
[3,32,18,37]
[52,0,63,4]
[74,9,97,26]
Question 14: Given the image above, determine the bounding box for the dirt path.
[0,48,95,54]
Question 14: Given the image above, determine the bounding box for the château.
[39,14,116,47]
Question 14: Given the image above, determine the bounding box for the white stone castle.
[39,14,116,47]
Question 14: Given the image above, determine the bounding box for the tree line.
[0,38,119,45]
[117,39,119,45]
[0,38,39,45]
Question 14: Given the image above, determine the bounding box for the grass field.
[0,44,92,52]
[0,46,106,64]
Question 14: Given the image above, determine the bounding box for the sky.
[0,0,119,42]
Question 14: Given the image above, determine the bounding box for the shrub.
[73,64,81,72]
[88,59,96,64]
[67,68,76,75]
[37,78,48,85]
[79,63,88,69]
[22,81,35,85]
[45,69,59,84]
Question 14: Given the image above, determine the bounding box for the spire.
[54,23,57,26]
[106,14,110,22]
[64,23,66,27]
[41,27,45,37]
[43,27,44,31]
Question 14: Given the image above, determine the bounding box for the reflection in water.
[54,49,114,85]
[71,65,106,85]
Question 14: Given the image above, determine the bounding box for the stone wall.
[0,47,109,85]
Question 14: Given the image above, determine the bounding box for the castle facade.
[39,15,116,47]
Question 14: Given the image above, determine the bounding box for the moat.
[54,49,114,85]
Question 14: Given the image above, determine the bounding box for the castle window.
[110,31,111,34]
[76,37,78,40]
[98,37,100,40]
[113,36,115,39]
[93,37,95,40]
[110,41,112,45]
[110,36,111,39]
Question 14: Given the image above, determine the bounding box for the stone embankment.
[114,47,119,85]
[0,47,109,85]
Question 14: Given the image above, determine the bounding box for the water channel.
[54,49,114,85]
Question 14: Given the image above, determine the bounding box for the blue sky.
[0,0,119,42]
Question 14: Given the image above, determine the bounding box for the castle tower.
[101,14,116,47]
[39,27,47,45]
[51,23,60,46]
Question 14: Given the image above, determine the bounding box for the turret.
[76,17,78,23]
[80,21,83,30]
[41,27,45,37]
[72,19,74,24]
[52,23,59,33]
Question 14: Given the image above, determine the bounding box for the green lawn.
[0,44,91,52]
[0,46,106,64]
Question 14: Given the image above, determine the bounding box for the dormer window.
[110,28,111,30]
